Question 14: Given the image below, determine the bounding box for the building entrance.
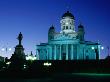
[62,53,66,60]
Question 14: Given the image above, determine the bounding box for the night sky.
[0,0,110,59]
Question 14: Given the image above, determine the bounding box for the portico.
[46,43,78,60]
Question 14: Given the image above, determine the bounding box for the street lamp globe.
[91,47,95,50]
[101,47,104,50]
[1,48,5,51]
[9,48,12,51]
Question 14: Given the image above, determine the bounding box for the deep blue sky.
[0,0,110,59]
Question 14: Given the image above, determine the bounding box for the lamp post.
[107,46,109,57]
[1,47,12,57]
[1,43,12,60]
[91,46,104,60]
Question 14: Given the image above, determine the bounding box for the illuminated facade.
[36,11,100,60]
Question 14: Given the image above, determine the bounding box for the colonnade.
[47,44,75,60]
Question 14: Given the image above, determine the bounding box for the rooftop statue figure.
[17,32,23,45]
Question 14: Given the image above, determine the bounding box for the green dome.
[62,11,74,19]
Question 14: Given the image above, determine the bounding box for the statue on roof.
[17,32,23,45]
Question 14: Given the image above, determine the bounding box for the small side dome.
[78,24,84,28]
[49,25,55,30]
[48,25,55,33]
[62,11,74,19]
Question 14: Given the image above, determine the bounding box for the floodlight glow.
[24,64,26,67]
[28,56,31,60]
[31,58,35,60]
[6,62,11,65]
[101,47,104,50]
[91,47,95,50]
[9,48,11,51]
[43,62,52,66]
[66,22,68,25]
[33,57,37,60]
[1,48,5,51]
[26,56,37,60]
[26,57,29,60]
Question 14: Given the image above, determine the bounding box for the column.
[71,44,73,60]
[59,45,62,60]
[66,44,68,60]
[54,45,56,60]
[97,45,100,59]
[50,47,52,60]
[74,45,77,60]
[83,47,85,60]
[46,49,48,60]
[37,49,40,60]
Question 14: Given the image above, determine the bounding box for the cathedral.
[36,11,100,60]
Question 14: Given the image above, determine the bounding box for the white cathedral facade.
[36,11,100,60]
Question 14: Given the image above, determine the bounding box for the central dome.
[62,11,74,19]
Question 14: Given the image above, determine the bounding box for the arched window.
[66,26,68,29]
[63,26,65,30]
[70,26,71,29]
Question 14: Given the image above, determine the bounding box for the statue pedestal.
[10,32,26,70]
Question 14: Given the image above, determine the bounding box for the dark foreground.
[0,73,110,82]
[0,60,110,81]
